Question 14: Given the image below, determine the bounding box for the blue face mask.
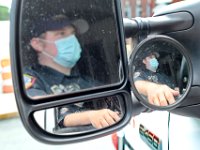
[149,58,159,72]
[52,35,82,68]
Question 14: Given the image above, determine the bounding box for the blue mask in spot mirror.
[149,58,159,72]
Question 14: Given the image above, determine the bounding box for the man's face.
[39,25,75,57]
[143,54,156,68]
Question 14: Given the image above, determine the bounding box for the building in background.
[121,0,184,58]
[121,0,183,18]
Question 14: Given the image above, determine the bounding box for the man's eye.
[60,32,65,35]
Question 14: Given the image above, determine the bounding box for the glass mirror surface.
[34,95,125,135]
[20,0,123,99]
[131,38,189,107]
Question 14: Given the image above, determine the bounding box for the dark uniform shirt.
[24,64,121,131]
[57,96,122,130]
[134,69,175,89]
[24,64,94,97]
[23,64,96,129]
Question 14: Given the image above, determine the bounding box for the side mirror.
[127,0,200,118]
[10,0,200,145]
[10,0,134,144]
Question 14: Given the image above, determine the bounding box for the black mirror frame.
[129,35,193,111]
[10,0,134,144]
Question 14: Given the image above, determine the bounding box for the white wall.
[0,21,10,93]
[0,21,10,59]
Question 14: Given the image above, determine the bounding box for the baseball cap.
[134,48,160,67]
[31,14,89,37]
[140,51,160,60]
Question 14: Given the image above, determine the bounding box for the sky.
[0,0,12,9]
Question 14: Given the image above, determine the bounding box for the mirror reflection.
[132,39,189,106]
[34,95,125,135]
[21,0,123,99]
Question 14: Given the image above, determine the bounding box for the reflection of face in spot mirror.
[21,0,123,99]
[33,95,125,135]
[132,40,189,106]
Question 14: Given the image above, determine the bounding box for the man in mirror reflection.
[134,50,180,106]
[24,14,120,130]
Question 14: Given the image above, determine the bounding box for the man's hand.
[89,109,120,129]
[135,80,180,106]
[146,84,180,106]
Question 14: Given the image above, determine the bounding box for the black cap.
[134,48,160,67]
[31,14,89,37]
[140,51,160,60]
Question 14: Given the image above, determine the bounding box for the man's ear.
[142,59,147,65]
[30,38,44,52]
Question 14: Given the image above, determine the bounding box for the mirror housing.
[125,0,200,118]
[10,0,137,144]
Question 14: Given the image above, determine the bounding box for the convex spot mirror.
[129,35,192,110]
[19,0,125,100]
[34,95,125,135]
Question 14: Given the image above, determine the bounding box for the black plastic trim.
[10,0,134,144]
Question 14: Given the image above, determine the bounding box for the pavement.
[0,117,116,150]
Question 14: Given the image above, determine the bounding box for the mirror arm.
[123,11,193,38]
[131,93,151,117]
[123,18,139,38]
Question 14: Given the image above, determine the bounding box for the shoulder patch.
[23,74,36,89]
[134,72,141,79]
